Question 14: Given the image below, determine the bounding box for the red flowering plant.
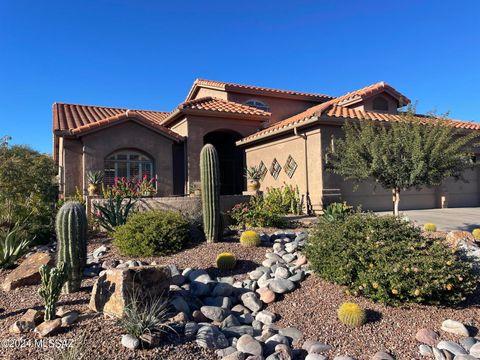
[94,175,157,232]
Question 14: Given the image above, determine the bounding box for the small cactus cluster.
[337,302,366,327]
[472,228,480,240]
[240,231,261,247]
[200,144,222,243]
[423,223,437,232]
[38,263,67,321]
[216,252,237,270]
[56,201,88,293]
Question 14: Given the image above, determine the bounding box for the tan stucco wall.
[227,92,319,124]
[194,88,228,100]
[350,93,399,114]
[60,137,83,196]
[60,121,177,197]
[244,128,322,212]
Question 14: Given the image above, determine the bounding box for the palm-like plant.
[244,166,262,181]
[94,197,135,233]
[0,221,31,269]
[86,170,104,185]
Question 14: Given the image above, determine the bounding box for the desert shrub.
[337,302,366,327]
[229,196,288,228]
[263,184,303,215]
[113,210,190,256]
[240,230,261,247]
[120,292,173,339]
[472,228,480,240]
[321,202,353,223]
[0,138,57,244]
[423,223,437,232]
[216,252,236,270]
[306,213,477,305]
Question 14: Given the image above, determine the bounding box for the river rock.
[256,287,276,304]
[269,279,295,294]
[121,334,139,349]
[201,306,229,322]
[419,345,433,356]
[89,266,171,317]
[279,327,303,345]
[237,334,263,356]
[372,351,395,360]
[454,355,478,360]
[265,334,290,354]
[437,341,467,356]
[196,325,229,349]
[241,292,262,312]
[305,355,327,360]
[459,337,476,352]
[212,283,233,297]
[416,328,439,346]
[21,309,44,325]
[469,342,480,357]
[61,311,79,326]
[441,320,470,337]
[223,351,246,360]
[255,310,276,325]
[222,325,255,337]
[188,269,212,283]
[2,252,54,291]
[433,347,446,360]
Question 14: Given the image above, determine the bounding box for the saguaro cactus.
[56,201,88,293]
[200,144,221,243]
[38,263,67,321]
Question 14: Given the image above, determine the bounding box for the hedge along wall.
[88,195,251,224]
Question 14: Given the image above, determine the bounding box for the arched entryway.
[204,130,244,195]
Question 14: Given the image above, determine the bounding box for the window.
[372,96,389,112]
[104,150,153,185]
[244,99,270,112]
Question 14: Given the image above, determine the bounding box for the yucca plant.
[0,221,31,269]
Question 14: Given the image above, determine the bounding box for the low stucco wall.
[89,195,251,223]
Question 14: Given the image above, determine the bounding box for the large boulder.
[2,252,54,291]
[89,266,171,317]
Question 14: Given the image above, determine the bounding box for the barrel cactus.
[337,302,366,327]
[423,223,437,232]
[200,144,222,243]
[216,252,236,270]
[38,263,67,321]
[56,201,88,293]
[240,231,261,247]
[472,228,480,240]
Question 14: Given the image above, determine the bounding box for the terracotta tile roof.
[161,97,270,126]
[335,81,410,106]
[238,82,478,144]
[179,97,270,116]
[53,103,182,141]
[187,79,334,101]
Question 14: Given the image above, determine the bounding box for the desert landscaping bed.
[1,228,479,360]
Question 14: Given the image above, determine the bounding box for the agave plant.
[321,202,353,223]
[244,166,262,181]
[0,221,32,269]
[86,170,104,185]
[94,196,135,233]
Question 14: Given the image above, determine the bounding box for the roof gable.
[185,79,334,102]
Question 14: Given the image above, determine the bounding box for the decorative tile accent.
[270,158,281,180]
[284,155,298,178]
[258,161,267,181]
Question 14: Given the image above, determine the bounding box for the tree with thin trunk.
[329,109,479,216]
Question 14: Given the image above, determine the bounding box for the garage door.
[339,179,437,212]
[443,168,480,208]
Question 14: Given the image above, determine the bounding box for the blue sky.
[1,0,479,154]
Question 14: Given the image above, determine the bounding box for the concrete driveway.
[378,207,480,232]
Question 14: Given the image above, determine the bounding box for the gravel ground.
[0,227,479,360]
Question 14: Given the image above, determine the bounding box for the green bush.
[321,202,353,223]
[113,211,191,256]
[230,196,288,228]
[306,212,477,305]
[263,184,303,215]
[0,138,57,244]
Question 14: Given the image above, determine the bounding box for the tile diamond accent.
[270,158,281,180]
[283,155,298,178]
[258,161,267,181]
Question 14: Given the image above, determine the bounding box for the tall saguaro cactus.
[200,144,221,243]
[56,201,88,293]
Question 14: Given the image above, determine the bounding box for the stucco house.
[53,79,480,213]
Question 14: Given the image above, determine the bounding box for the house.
[52,79,480,213]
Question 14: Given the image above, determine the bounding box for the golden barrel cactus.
[472,228,480,240]
[337,302,366,327]
[216,252,237,270]
[423,223,437,232]
[240,231,261,247]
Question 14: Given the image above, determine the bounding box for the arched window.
[244,99,270,112]
[372,96,389,112]
[104,150,154,185]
